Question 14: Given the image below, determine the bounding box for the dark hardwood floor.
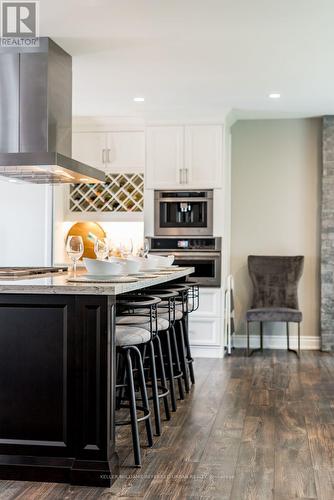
[1,350,334,499]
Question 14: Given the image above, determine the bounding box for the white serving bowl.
[109,257,142,274]
[147,254,175,267]
[124,259,141,274]
[130,256,159,271]
[83,258,124,276]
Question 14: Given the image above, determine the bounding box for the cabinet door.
[106,131,145,173]
[72,132,107,170]
[146,126,184,188]
[185,125,223,188]
[189,318,221,346]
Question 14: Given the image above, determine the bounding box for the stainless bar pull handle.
[179,168,183,184]
[102,149,106,163]
[185,168,188,184]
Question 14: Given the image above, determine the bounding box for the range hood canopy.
[0,38,105,184]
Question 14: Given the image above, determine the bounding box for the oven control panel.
[148,237,221,251]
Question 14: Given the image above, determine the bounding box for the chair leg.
[148,340,161,436]
[298,322,301,358]
[286,322,290,350]
[247,321,262,357]
[155,335,171,421]
[287,322,300,358]
[125,349,142,466]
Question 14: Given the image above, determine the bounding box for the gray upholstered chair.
[246,255,304,357]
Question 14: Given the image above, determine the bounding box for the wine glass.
[120,238,134,258]
[94,238,109,260]
[66,236,84,278]
[143,238,149,257]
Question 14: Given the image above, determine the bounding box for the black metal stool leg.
[247,320,250,356]
[148,340,161,436]
[134,346,154,447]
[165,329,177,411]
[170,325,186,398]
[125,348,142,466]
[176,321,190,393]
[286,322,290,350]
[155,335,171,421]
[183,316,195,385]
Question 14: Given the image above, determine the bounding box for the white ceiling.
[40,0,334,119]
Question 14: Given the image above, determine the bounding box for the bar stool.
[184,281,200,384]
[153,282,196,392]
[116,295,170,437]
[148,289,185,411]
[115,295,160,466]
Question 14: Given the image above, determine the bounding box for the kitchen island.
[0,267,194,486]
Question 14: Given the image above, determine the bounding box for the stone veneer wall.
[321,116,334,350]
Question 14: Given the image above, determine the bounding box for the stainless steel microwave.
[154,190,213,237]
[148,237,221,287]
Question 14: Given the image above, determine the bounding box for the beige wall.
[231,118,321,337]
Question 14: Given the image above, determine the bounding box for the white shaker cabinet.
[189,288,224,357]
[106,131,145,173]
[146,126,184,188]
[184,125,223,187]
[72,132,106,170]
[146,125,223,189]
[72,131,145,173]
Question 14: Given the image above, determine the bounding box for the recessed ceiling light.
[269,93,281,99]
[133,97,145,102]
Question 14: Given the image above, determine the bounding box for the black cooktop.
[0,266,68,277]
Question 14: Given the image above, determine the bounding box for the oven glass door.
[159,200,208,229]
[172,254,221,287]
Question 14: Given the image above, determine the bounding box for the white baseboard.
[191,345,225,358]
[232,335,320,350]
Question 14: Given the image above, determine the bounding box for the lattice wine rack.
[69,173,144,213]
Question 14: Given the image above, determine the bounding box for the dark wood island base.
[0,293,119,487]
[0,266,194,486]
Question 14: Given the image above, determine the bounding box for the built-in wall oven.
[148,237,221,287]
[154,190,213,237]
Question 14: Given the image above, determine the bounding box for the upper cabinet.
[146,125,223,189]
[146,126,184,188]
[72,131,145,173]
[72,132,106,170]
[184,126,223,187]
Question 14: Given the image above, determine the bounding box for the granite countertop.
[0,267,195,295]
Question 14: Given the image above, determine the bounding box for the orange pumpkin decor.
[66,222,106,260]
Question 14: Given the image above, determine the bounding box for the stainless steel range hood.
[0,38,105,184]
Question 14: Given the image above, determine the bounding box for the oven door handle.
[153,252,221,258]
[156,197,210,203]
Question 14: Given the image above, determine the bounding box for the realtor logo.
[1,1,39,46]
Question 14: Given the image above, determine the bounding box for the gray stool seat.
[246,307,302,323]
[158,308,183,321]
[116,315,169,332]
[116,325,151,346]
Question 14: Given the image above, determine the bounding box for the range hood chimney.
[0,38,105,184]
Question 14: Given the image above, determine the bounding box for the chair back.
[248,255,304,309]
